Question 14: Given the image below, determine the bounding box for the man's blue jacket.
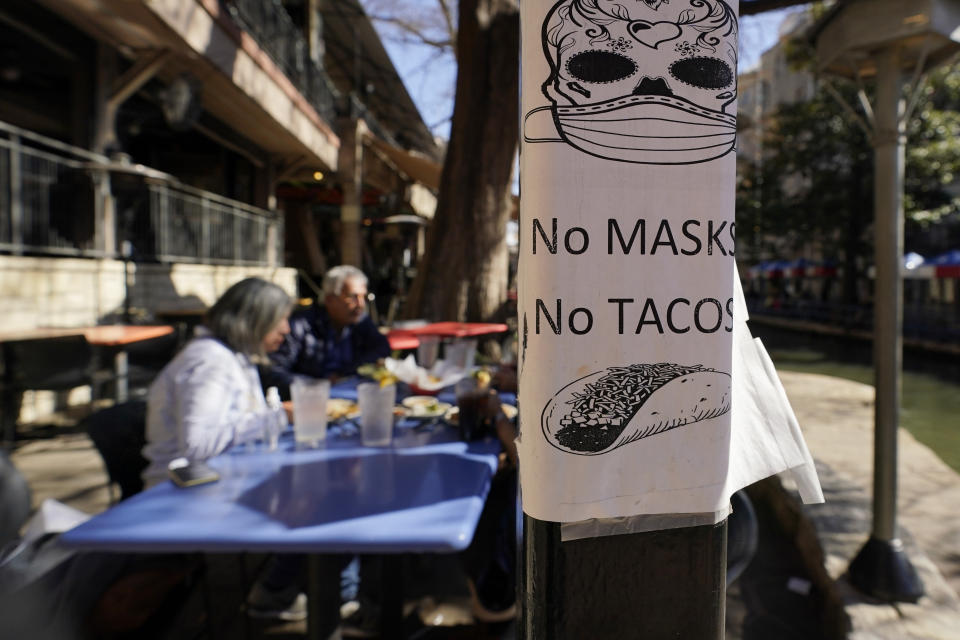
[262,304,390,399]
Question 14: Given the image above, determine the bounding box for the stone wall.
[2,256,298,423]
[0,256,297,331]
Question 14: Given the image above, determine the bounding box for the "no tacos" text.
[535,296,734,336]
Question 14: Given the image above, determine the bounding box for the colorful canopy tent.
[896,250,960,279]
[927,249,960,278]
[746,252,960,280]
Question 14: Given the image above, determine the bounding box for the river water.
[750,322,960,474]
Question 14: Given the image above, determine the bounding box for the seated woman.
[142,277,292,487]
[0,279,292,638]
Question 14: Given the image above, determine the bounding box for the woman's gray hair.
[205,277,291,357]
[322,265,368,298]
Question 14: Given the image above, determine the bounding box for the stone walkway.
[779,371,960,639]
[11,428,112,515]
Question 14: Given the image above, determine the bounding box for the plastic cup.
[291,378,330,447]
[417,335,440,369]
[358,382,397,446]
[446,338,477,369]
[455,377,496,441]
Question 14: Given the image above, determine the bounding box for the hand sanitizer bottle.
[265,386,285,450]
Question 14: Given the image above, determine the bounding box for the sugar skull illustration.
[524,0,738,165]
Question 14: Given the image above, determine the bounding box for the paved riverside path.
[779,371,960,639]
[8,371,960,638]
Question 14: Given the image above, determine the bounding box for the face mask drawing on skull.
[524,0,738,165]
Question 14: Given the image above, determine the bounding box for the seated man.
[249,266,388,630]
[263,265,390,398]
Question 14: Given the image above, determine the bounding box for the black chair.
[1,335,111,447]
[83,400,149,502]
[0,450,32,548]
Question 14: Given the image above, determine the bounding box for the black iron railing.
[224,0,402,146]
[226,0,340,125]
[0,120,283,266]
[0,121,103,256]
[745,295,960,345]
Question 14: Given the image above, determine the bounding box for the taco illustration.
[542,362,730,455]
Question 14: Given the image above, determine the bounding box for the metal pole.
[848,44,923,603]
[9,134,22,254]
[521,517,727,639]
[871,46,903,544]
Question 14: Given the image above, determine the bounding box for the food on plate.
[471,368,492,389]
[356,364,377,378]
[408,374,444,395]
[326,398,359,420]
[383,354,469,394]
[357,363,398,388]
[401,395,452,418]
[542,362,731,456]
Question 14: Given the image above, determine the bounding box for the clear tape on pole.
[561,508,730,542]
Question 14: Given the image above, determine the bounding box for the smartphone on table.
[168,457,220,488]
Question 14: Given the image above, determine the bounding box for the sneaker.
[467,579,517,624]
[340,600,379,638]
[246,582,308,622]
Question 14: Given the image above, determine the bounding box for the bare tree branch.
[361,0,458,138]
[362,0,456,51]
[436,0,457,56]
[428,113,452,131]
[365,12,454,50]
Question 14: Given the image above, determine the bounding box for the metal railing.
[226,0,340,125]
[0,122,105,256]
[0,120,282,266]
[224,0,400,146]
[141,181,280,265]
[745,295,960,344]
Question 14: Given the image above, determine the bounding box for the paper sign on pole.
[518,0,751,523]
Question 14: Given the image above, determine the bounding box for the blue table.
[62,381,506,638]
[62,430,499,554]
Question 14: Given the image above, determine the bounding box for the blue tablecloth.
[62,419,500,555]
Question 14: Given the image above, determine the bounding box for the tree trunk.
[404,0,519,322]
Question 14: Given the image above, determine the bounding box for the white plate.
[401,396,452,418]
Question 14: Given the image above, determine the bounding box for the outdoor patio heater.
[811,0,960,602]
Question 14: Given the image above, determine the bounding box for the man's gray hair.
[322,265,368,298]
[206,277,291,357]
